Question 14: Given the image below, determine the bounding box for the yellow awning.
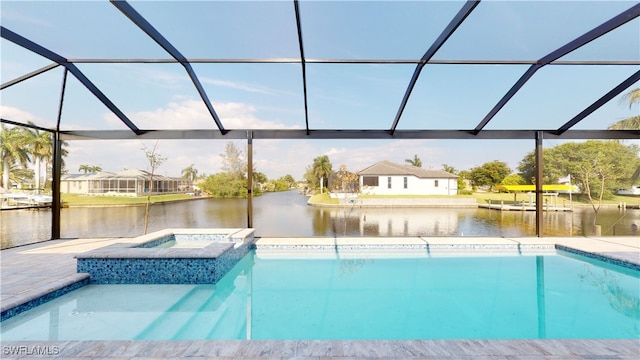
[496,184,579,192]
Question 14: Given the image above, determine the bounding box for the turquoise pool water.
[1,250,638,340]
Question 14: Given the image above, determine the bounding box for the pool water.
[1,250,638,340]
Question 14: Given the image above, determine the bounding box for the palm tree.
[25,124,53,193]
[42,139,69,188]
[608,88,640,130]
[608,88,640,187]
[78,164,91,174]
[608,116,640,130]
[181,164,198,182]
[0,125,31,190]
[312,155,333,193]
[90,165,102,173]
[622,88,640,106]
[7,164,34,186]
[405,154,422,167]
[442,163,457,174]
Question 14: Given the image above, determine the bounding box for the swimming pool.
[1,249,638,340]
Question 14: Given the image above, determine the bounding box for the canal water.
[2,190,639,249]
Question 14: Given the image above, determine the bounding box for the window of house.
[435,180,439,187]
[388,177,392,189]
[404,177,407,189]
[362,176,378,186]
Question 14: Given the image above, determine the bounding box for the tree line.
[196,142,296,198]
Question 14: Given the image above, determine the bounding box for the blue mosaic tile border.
[556,245,640,272]
[78,243,255,284]
[174,234,227,241]
[256,244,555,251]
[0,277,90,321]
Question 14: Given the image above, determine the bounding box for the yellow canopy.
[496,184,578,192]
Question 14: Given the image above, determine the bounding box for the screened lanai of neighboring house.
[1,0,639,244]
[61,169,190,196]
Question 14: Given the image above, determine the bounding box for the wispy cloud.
[0,106,56,128]
[135,66,190,89]
[103,99,301,130]
[202,78,280,96]
[1,10,53,29]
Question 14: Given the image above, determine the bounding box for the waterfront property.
[60,169,191,197]
[358,161,458,196]
[2,1,639,358]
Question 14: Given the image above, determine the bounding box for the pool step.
[1,273,90,321]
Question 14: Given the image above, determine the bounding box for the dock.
[1,193,52,210]
[478,203,572,212]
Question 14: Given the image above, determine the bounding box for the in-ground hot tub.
[76,228,255,284]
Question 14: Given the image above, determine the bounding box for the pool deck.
[1,236,639,359]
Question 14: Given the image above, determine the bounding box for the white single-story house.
[357,160,458,196]
[61,169,191,196]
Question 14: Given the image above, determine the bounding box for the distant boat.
[30,195,53,205]
[616,186,640,196]
[1,193,52,208]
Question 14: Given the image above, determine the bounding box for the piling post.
[535,131,543,237]
[247,131,253,228]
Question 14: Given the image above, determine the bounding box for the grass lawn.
[61,193,198,206]
[308,192,339,205]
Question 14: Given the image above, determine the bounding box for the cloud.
[324,147,347,156]
[201,78,279,96]
[137,67,188,89]
[65,138,230,177]
[6,104,532,182]
[69,99,302,178]
[0,106,56,128]
[104,99,301,130]
[215,102,300,129]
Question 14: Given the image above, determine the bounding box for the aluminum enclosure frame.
[1,0,639,241]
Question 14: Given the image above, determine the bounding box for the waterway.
[2,191,639,249]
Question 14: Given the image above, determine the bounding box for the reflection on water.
[579,267,640,320]
[2,190,639,248]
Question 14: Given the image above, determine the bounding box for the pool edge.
[0,339,637,359]
[0,274,90,321]
[555,244,640,272]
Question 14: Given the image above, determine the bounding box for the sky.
[1,0,639,180]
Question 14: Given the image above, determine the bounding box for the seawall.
[308,197,478,208]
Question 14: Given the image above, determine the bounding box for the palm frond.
[620,88,640,108]
[608,116,640,130]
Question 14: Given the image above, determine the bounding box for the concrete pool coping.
[74,228,256,259]
[1,236,639,359]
